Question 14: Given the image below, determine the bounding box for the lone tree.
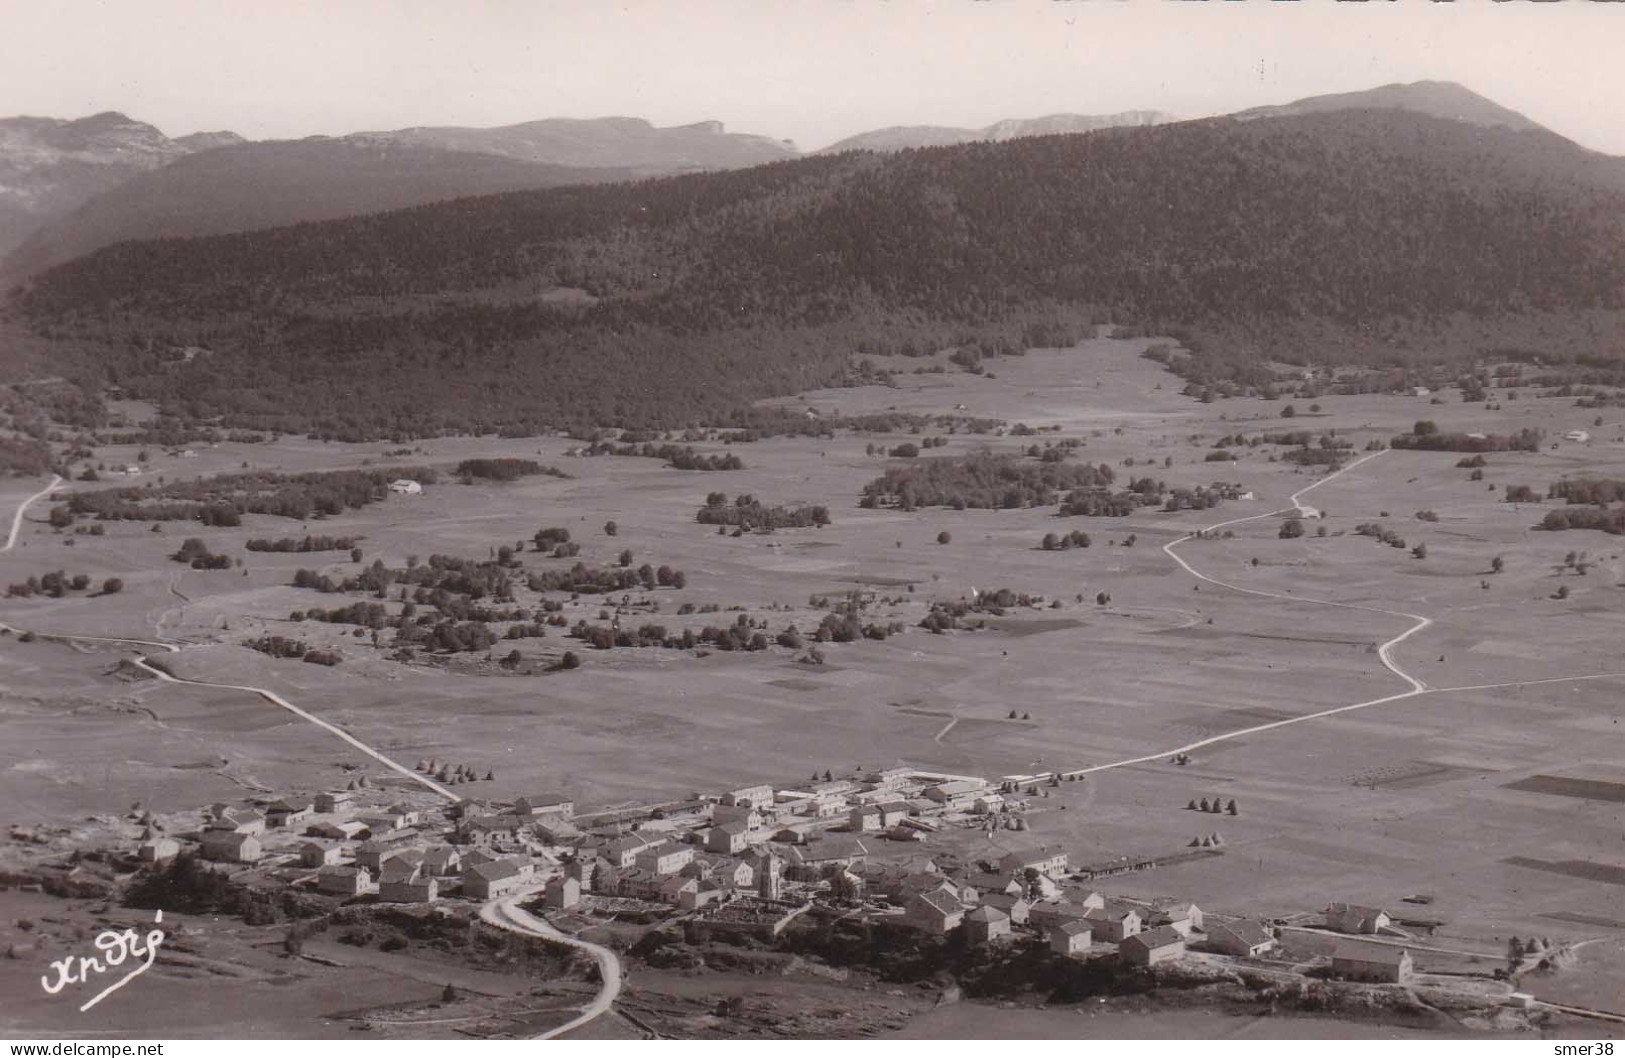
[1491,555,1505,574]
[442,983,457,1003]
[1279,517,1305,539]
[101,577,124,594]
[604,520,618,536]
[936,531,952,545]
[1411,543,1427,559]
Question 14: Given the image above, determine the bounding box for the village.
[107,758,1518,1002]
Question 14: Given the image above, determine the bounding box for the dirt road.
[479,890,623,1039]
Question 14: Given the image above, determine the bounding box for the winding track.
[2,474,62,551]
[0,474,455,802]
[480,889,623,1039]
[1062,451,1621,778]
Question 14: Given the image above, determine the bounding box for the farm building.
[199,830,262,863]
[379,860,439,903]
[1205,920,1277,957]
[514,793,574,818]
[906,889,967,934]
[355,839,423,873]
[964,905,1012,944]
[136,829,179,863]
[998,846,1069,878]
[388,479,423,495]
[209,807,266,835]
[634,842,694,875]
[306,819,367,840]
[1332,944,1413,983]
[1083,902,1142,942]
[422,845,463,876]
[463,858,527,899]
[545,875,582,909]
[706,821,754,855]
[1151,902,1204,936]
[1050,919,1094,955]
[314,790,354,814]
[712,804,763,827]
[299,841,343,868]
[979,891,1031,925]
[265,799,312,828]
[849,805,884,831]
[1325,903,1391,934]
[1120,925,1187,966]
[317,866,370,896]
[721,783,775,809]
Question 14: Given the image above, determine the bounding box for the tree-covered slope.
[11,109,1625,438]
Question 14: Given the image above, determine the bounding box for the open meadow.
[4,335,1624,1032]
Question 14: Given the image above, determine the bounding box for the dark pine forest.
[10,109,1625,440]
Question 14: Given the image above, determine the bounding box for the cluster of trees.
[65,466,439,523]
[1547,478,1625,505]
[1353,522,1410,550]
[243,635,341,665]
[585,441,744,470]
[0,436,55,478]
[1058,477,1240,517]
[246,534,360,553]
[860,453,1114,511]
[294,600,390,628]
[4,569,104,598]
[1537,507,1625,535]
[171,537,232,569]
[696,492,830,530]
[527,561,685,594]
[1389,422,1543,453]
[1040,530,1092,551]
[455,458,568,481]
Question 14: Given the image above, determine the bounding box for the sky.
[4,0,1624,155]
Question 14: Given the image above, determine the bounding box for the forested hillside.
[10,108,1625,439]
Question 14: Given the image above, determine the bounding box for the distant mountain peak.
[1232,80,1546,134]
[819,110,1177,154]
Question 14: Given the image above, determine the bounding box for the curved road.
[1,474,455,802]
[2,474,62,551]
[1059,452,1623,779]
[480,890,622,1039]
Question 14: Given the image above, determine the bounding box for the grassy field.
[4,335,1624,1033]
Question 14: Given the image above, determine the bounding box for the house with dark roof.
[463,857,527,899]
[634,841,694,875]
[1083,902,1142,943]
[979,891,1032,925]
[514,794,574,818]
[603,832,663,866]
[906,889,967,934]
[1205,920,1276,958]
[422,845,463,877]
[1331,944,1413,983]
[1150,901,1203,937]
[299,841,343,868]
[265,799,313,828]
[997,846,1069,878]
[1121,925,1186,965]
[706,821,755,855]
[317,866,371,896]
[1325,903,1392,934]
[199,829,262,863]
[379,859,439,903]
[314,791,354,814]
[964,904,1012,945]
[545,875,582,909]
[1050,919,1094,955]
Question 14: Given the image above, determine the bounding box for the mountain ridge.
[12,106,1624,439]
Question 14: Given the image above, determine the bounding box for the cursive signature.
[39,909,166,1012]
